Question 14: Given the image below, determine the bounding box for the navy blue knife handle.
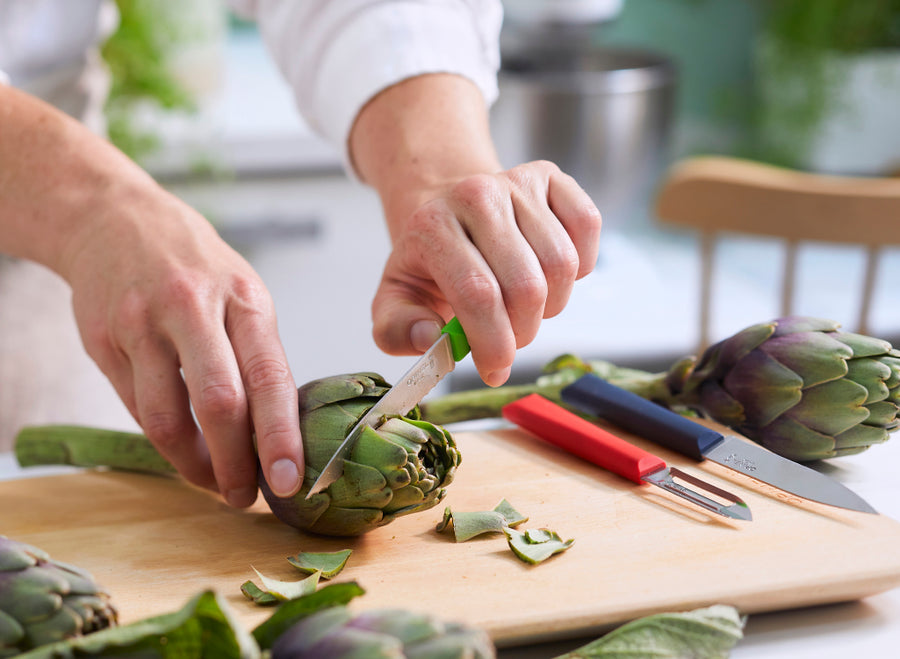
[560,373,724,461]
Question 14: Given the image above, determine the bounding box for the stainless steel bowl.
[490,46,677,229]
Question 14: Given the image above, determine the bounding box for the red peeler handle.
[502,394,666,484]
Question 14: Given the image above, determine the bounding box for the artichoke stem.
[15,425,175,475]
[419,368,672,426]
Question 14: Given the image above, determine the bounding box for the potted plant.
[752,0,900,175]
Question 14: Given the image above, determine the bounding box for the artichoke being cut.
[259,372,461,536]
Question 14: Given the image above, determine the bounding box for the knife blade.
[305,317,470,498]
[561,373,877,514]
[502,394,752,521]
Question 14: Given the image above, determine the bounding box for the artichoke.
[259,372,461,536]
[421,317,900,462]
[271,606,495,658]
[0,536,117,657]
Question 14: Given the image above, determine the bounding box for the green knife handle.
[441,317,470,362]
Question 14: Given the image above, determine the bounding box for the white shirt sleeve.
[0,69,8,85]
[228,0,503,175]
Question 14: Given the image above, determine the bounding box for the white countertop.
[3,429,900,658]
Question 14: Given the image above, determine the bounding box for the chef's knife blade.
[306,317,470,498]
[502,394,752,521]
[561,373,877,514]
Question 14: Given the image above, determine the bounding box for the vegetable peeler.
[502,394,752,521]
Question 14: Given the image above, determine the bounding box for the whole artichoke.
[0,536,117,657]
[271,606,495,659]
[259,372,461,536]
[661,316,900,461]
[421,317,900,462]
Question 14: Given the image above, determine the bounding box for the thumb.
[372,295,448,356]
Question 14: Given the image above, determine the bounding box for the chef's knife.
[561,373,877,514]
[502,394,752,520]
[306,317,470,498]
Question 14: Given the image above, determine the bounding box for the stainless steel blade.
[643,466,753,521]
[705,436,877,514]
[305,333,457,498]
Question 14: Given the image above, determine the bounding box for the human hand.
[60,188,304,507]
[370,160,602,387]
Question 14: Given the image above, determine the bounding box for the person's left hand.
[370,159,601,387]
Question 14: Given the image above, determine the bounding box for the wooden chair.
[654,156,900,351]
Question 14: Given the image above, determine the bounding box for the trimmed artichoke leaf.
[17,590,258,659]
[504,528,574,565]
[287,549,352,580]
[251,567,321,601]
[553,604,744,659]
[242,580,280,606]
[252,581,366,651]
[436,499,528,542]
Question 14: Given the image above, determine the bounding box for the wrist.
[349,73,502,232]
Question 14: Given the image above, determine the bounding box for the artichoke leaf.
[845,358,892,403]
[760,417,837,461]
[504,528,574,565]
[834,332,894,358]
[241,581,279,606]
[436,499,528,542]
[554,604,744,659]
[17,590,258,659]
[723,349,802,426]
[251,581,366,651]
[287,550,352,580]
[760,331,851,387]
[250,568,321,602]
[788,379,870,436]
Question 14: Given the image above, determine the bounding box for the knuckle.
[229,273,273,315]
[196,376,246,423]
[453,272,501,310]
[142,411,192,452]
[450,174,504,215]
[544,244,581,284]
[506,272,549,309]
[242,355,292,396]
[115,288,152,334]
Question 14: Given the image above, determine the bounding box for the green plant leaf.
[241,580,279,606]
[436,499,528,542]
[286,549,352,579]
[504,527,574,565]
[249,567,321,601]
[251,581,366,650]
[553,604,745,658]
[18,589,258,658]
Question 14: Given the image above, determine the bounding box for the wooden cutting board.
[4,422,900,648]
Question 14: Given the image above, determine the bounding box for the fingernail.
[485,368,511,388]
[411,320,442,353]
[269,458,302,498]
[224,486,258,508]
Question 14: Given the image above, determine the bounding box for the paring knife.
[502,393,752,521]
[306,317,470,498]
[561,373,877,514]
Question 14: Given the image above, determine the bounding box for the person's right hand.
[0,82,306,508]
[57,186,304,507]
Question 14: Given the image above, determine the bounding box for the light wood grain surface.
[4,423,900,648]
